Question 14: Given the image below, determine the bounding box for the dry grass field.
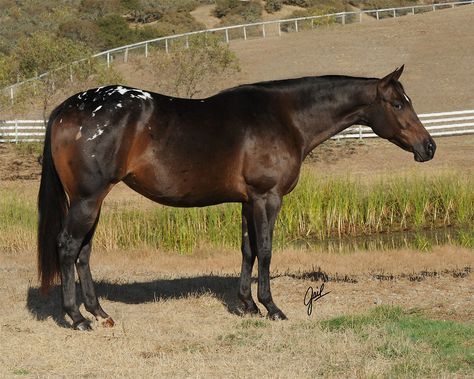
[1,4,474,379]
[1,246,473,378]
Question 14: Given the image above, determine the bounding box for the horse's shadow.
[26,275,244,328]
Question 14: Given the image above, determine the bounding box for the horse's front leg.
[252,193,287,320]
[238,203,261,316]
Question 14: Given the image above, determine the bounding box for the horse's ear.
[378,65,404,94]
[380,65,404,84]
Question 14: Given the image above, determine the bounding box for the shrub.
[265,0,283,13]
[215,0,263,25]
[96,14,137,49]
[214,0,241,18]
[283,0,308,6]
[57,19,102,50]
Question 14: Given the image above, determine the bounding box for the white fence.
[2,110,474,143]
[2,0,474,103]
[337,109,474,139]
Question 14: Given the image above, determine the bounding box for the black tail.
[37,106,68,294]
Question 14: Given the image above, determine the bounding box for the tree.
[171,34,240,98]
[144,34,239,99]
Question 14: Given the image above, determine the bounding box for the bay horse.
[38,65,436,330]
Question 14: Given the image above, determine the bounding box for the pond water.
[293,227,473,253]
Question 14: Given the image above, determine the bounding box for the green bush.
[58,19,102,50]
[79,0,124,19]
[96,14,137,49]
[11,32,92,80]
[215,0,262,23]
[283,0,308,6]
[265,0,283,13]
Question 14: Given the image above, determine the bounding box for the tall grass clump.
[1,171,473,253]
[0,191,36,252]
[276,170,473,246]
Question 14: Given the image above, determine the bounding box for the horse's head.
[365,66,436,162]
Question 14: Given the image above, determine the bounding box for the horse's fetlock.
[257,293,273,305]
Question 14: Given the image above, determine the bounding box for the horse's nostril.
[426,140,436,157]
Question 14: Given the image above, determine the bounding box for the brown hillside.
[226,4,474,113]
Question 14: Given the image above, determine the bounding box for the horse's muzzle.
[414,137,436,162]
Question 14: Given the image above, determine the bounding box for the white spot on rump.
[110,86,152,100]
[75,126,82,140]
[87,128,104,141]
[92,105,102,117]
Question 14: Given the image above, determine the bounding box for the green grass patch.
[391,317,474,373]
[320,305,405,332]
[321,306,474,377]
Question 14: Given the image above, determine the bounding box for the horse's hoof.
[268,310,288,321]
[241,302,262,317]
[74,320,92,331]
[100,317,115,328]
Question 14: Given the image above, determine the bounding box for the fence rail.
[2,110,474,143]
[336,109,474,139]
[2,0,474,103]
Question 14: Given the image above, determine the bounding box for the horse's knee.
[57,231,81,265]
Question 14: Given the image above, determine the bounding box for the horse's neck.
[289,79,376,157]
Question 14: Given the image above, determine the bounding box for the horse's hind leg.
[238,203,261,315]
[58,195,104,330]
[75,209,114,328]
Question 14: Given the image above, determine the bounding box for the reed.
[1,171,473,253]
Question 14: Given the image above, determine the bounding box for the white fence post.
[243,26,247,40]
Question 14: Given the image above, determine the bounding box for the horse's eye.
[393,103,402,110]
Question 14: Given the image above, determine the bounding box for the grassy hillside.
[0,0,434,88]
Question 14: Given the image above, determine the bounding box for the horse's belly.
[123,165,248,207]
